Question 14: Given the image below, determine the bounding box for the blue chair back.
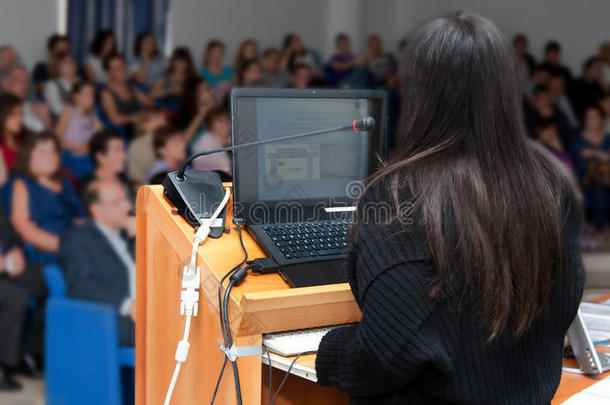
[43,264,67,297]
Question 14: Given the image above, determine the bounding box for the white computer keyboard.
[263,325,349,357]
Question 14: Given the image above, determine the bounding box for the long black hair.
[366,12,580,339]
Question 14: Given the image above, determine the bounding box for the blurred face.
[368,36,382,55]
[532,69,550,86]
[160,134,186,163]
[548,76,565,97]
[600,97,610,116]
[536,126,558,145]
[291,37,304,53]
[0,47,18,69]
[207,46,224,65]
[171,58,188,77]
[97,138,126,174]
[243,63,262,85]
[587,60,604,82]
[513,38,527,56]
[243,42,258,60]
[337,38,351,55]
[546,49,560,65]
[52,40,70,57]
[29,139,59,178]
[74,85,96,111]
[262,52,279,72]
[91,182,131,229]
[4,104,22,134]
[59,56,77,79]
[1,67,29,99]
[107,57,127,83]
[102,36,116,57]
[141,35,156,57]
[532,91,551,111]
[584,109,604,132]
[292,67,311,89]
[211,114,231,144]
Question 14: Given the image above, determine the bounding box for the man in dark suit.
[0,200,47,391]
[58,179,135,346]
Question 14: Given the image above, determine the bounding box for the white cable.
[164,187,231,405]
[562,366,586,374]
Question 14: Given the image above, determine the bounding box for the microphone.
[176,116,376,180]
[163,117,377,235]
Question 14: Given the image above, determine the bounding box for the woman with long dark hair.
[315,12,585,404]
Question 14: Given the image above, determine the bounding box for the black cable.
[262,344,272,405]
[210,221,248,405]
[270,351,317,405]
[222,279,243,405]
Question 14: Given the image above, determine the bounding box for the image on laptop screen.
[232,89,387,205]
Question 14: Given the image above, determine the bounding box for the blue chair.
[44,265,135,405]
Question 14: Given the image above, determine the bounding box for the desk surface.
[136,184,609,404]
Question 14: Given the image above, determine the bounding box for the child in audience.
[100,54,151,136]
[535,120,574,170]
[85,30,116,85]
[261,48,289,87]
[199,40,233,89]
[127,108,167,186]
[44,52,79,117]
[0,93,25,178]
[174,77,215,145]
[290,64,312,89]
[191,107,231,177]
[7,132,83,264]
[147,125,186,184]
[55,80,101,178]
[236,59,264,87]
[151,47,196,109]
[79,129,134,203]
[129,32,165,89]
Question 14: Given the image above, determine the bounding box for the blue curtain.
[68,0,171,66]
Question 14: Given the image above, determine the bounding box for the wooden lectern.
[136,184,609,404]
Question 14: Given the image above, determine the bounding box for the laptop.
[567,309,610,374]
[231,88,388,287]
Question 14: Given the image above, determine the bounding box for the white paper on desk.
[562,376,610,404]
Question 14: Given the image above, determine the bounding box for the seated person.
[0,199,46,391]
[100,53,152,137]
[43,52,79,118]
[147,125,186,184]
[570,57,606,122]
[326,33,365,88]
[290,64,312,89]
[235,59,265,87]
[524,84,572,147]
[191,107,231,176]
[0,93,26,182]
[570,105,610,242]
[58,179,135,346]
[127,108,167,186]
[363,34,397,88]
[280,33,323,77]
[0,63,51,133]
[174,77,215,146]
[7,132,84,265]
[84,30,116,85]
[260,48,289,88]
[32,34,71,99]
[539,41,573,86]
[79,129,135,205]
[55,80,101,178]
[534,119,574,170]
[199,40,234,90]
[129,32,166,89]
[151,47,196,109]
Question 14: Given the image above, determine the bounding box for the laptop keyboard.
[264,221,351,260]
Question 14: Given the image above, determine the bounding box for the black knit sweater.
[315,181,585,404]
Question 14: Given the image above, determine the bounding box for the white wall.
[0,0,61,69]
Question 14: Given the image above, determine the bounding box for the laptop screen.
[231,89,387,207]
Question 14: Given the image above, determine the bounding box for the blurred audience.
[0,93,25,179]
[174,76,215,145]
[290,64,312,89]
[540,40,573,85]
[570,57,606,121]
[59,179,135,346]
[32,34,71,98]
[236,58,264,87]
[199,40,233,90]
[363,34,397,88]
[43,52,79,117]
[261,48,289,87]
[280,34,322,77]
[151,47,196,109]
